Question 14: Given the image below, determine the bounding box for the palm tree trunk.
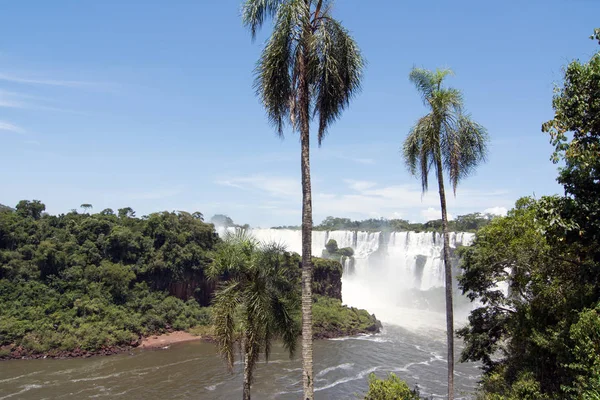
[299,41,314,400]
[242,339,252,400]
[435,154,454,400]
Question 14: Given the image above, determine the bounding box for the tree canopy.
[459,30,600,399]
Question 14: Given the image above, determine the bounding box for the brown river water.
[0,323,480,399]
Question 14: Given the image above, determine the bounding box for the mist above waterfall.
[217,227,474,330]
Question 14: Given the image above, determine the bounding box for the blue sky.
[1,0,598,227]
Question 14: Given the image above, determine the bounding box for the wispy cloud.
[0,72,100,88]
[0,95,26,108]
[0,121,23,134]
[213,173,514,224]
[217,175,299,198]
[0,87,89,114]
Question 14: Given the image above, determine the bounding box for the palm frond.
[442,115,488,194]
[409,67,454,105]
[432,88,463,116]
[312,15,364,145]
[242,0,286,40]
[271,293,300,357]
[253,1,304,136]
[404,67,488,196]
[213,280,242,371]
[404,114,436,192]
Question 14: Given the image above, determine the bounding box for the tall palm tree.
[208,230,300,400]
[241,1,364,397]
[403,67,488,400]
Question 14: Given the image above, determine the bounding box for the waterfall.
[216,227,475,328]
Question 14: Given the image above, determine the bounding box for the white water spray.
[217,228,474,330]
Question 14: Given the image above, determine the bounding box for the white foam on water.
[316,363,354,378]
[315,366,380,392]
[0,384,44,400]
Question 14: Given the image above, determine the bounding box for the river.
[0,323,479,399]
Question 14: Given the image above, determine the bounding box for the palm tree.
[241,1,364,397]
[403,67,488,400]
[207,230,300,400]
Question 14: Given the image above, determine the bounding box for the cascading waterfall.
[216,227,475,329]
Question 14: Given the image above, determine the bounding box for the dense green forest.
[0,201,377,358]
[456,30,600,399]
[272,212,494,233]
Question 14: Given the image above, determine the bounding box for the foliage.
[325,239,339,254]
[0,202,218,355]
[403,68,488,194]
[459,30,600,398]
[244,0,364,143]
[210,214,249,229]
[312,257,343,300]
[275,214,494,232]
[322,238,353,260]
[364,373,421,400]
[312,295,380,339]
[207,231,300,398]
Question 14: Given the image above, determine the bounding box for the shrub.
[364,373,420,400]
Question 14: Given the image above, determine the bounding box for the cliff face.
[312,257,343,301]
[150,269,215,307]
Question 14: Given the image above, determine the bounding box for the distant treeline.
[272,213,495,233]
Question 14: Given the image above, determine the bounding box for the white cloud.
[484,206,508,216]
[420,207,453,221]
[0,121,23,134]
[344,179,377,191]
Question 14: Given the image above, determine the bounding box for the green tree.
[80,204,93,213]
[241,1,364,397]
[210,214,235,227]
[15,200,46,220]
[364,373,420,400]
[403,67,488,400]
[118,207,135,219]
[207,231,299,400]
[459,31,600,396]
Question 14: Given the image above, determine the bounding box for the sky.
[1,0,599,227]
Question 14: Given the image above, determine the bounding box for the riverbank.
[1,309,381,361]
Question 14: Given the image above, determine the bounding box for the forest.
[0,202,378,358]
[455,30,600,399]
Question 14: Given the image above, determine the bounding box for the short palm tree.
[241,1,364,397]
[207,230,300,400]
[403,67,488,400]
